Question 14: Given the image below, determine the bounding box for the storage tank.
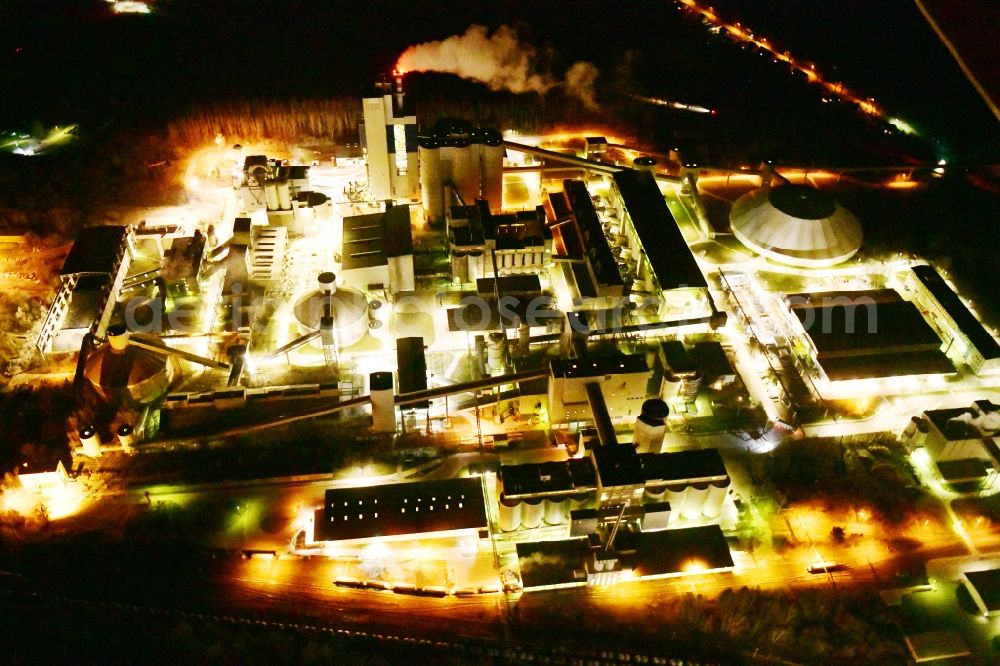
[704,479,730,519]
[80,425,102,458]
[633,156,659,173]
[117,423,137,455]
[487,332,507,375]
[293,273,369,348]
[480,130,504,209]
[370,371,396,433]
[450,139,475,204]
[684,482,710,520]
[498,494,522,532]
[633,399,669,453]
[665,483,688,523]
[521,498,543,529]
[569,492,592,512]
[418,138,443,224]
[644,485,667,504]
[544,498,567,525]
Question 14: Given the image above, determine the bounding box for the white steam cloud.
[397,25,600,109]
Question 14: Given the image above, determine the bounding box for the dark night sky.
[0,0,995,159]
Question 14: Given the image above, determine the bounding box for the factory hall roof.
[563,179,623,287]
[964,568,1000,613]
[550,354,648,379]
[592,445,646,489]
[61,226,129,276]
[924,402,1000,441]
[611,169,707,291]
[911,265,1000,361]
[620,525,734,578]
[341,205,413,270]
[639,449,730,485]
[315,478,487,543]
[500,459,597,499]
[60,275,108,330]
[787,290,954,380]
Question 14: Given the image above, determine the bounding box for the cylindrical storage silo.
[277,181,292,210]
[680,372,702,402]
[265,182,280,211]
[80,426,102,458]
[369,371,396,433]
[117,423,137,455]
[418,140,443,224]
[665,484,688,523]
[633,399,669,453]
[521,498,543,529]
[544,498,567,525]
[684,482,710,520]
[570,492,592,512]
[644,485,667,504]
[499,494,522,532]
[451,252,469,283]
[633,156,659,173]
[480,133,504,209]
[487,332,507,375]
[450,140,475,205]
[704,479,730,519]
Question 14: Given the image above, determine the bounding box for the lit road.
[675,0,892,122]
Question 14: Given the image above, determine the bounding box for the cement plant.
[1,0,999,663]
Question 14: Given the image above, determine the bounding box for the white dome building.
[729,184,862,268]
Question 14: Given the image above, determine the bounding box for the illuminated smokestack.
[79,425,103,458]
[392,69,405,113]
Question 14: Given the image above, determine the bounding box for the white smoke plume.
[397,24,600,109]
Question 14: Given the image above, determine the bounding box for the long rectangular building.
[907,265,1000,375]
[314,478,487,544]
[610,170,707,300]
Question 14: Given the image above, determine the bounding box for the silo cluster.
[418,121,504,224]
[497,493,580,532]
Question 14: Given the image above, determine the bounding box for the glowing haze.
[396,24,600,109]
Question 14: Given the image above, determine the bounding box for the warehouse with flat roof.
[314,478,487,544]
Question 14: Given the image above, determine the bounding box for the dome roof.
[729,185,862,267]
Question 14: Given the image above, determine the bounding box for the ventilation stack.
[117,423,137,455]
[80,425,102,458]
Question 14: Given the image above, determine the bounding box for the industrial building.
[608,169,715,321]
[906,265,1000,375]
[361,73,419,203]
[729,184,863,268]
[446,200,548,283]
[547,354,650,427]
[339,204,415,294]
[38,225,135,352]
[497,446,731,532]
[904,400,1000,488]
[962,568,1000,617]
[312,478,488,545]
[553,179,627,306]
[783,289,954,383]
[514,524,734,591]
